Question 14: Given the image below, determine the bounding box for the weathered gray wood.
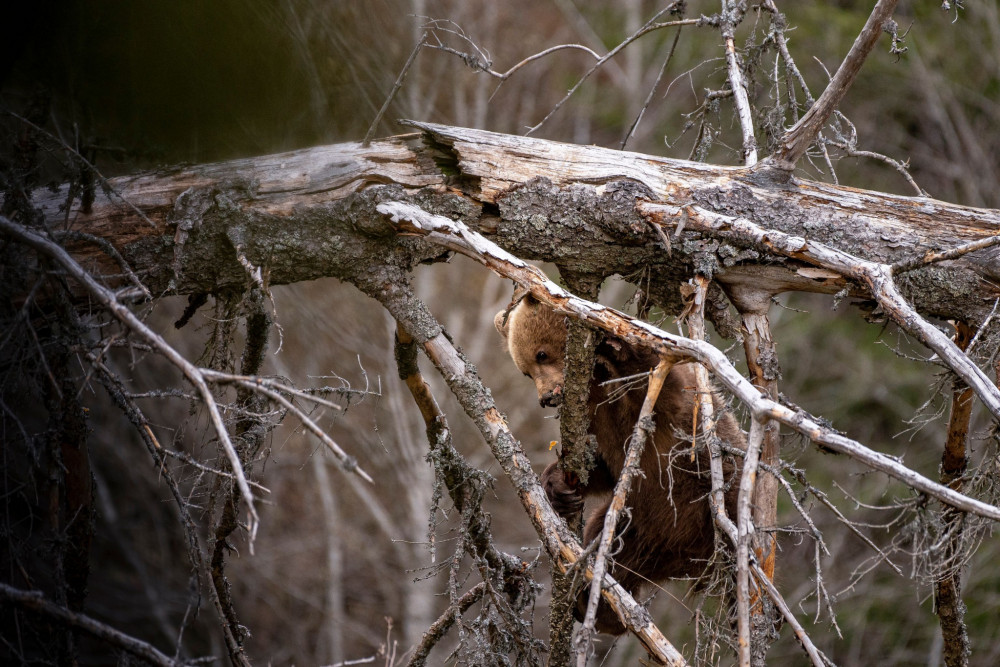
[32,122,1000,331]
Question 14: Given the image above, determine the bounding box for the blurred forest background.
[3,0,1000,665]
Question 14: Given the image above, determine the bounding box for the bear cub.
[495,294,744,635]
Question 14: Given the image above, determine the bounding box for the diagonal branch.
[768,0,900,170]
[575,358,671,666]
[376,200,1000,523]
[370,279,688,665]
[0,215,261,543]
[201,369,373,483]
[636,200,1000,421]
[0,583,188,666]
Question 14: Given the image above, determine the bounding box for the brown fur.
[495,296,745,634]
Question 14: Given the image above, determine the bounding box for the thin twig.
[364,32,427,146]
[0,215,261,542]
[526,5,699,135]
[621,25,684,150]
[204,371,373,484]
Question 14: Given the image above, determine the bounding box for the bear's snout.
[540,386,563,408]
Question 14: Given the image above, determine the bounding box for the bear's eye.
[535,350,548,363]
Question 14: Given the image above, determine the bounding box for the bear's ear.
[494,310,510,340]
[599,337,630,363]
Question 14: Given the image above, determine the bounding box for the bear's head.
[494,294,568,408]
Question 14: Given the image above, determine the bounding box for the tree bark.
[30,123,999,335]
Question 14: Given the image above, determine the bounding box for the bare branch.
[0,215,261,542]
[769,0,901,170]
[621,25,683,150]
[735,417,766,667]
[375,279,688,665]
[686,275,827,667]
[408,583,487,667]
[364,31,427,146]
[525,3,700,135]
[721,1,758,166]
[637,200,1000,421]
[377,200,1000,522]
[575,358,671,665]
[893,234,1000,274]
[202,369,374,483]
[0,582,187,666]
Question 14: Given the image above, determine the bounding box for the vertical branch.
[736,417,766,667]
[686,276,825,667]
[210,290,271,667]
[43,330,94,664]
[934,321,975,667]
[728,286,782,665]
[551,271,601,666]
[311,457,345,665]
[727,288,781,579]
[575,359,672,666]
[720,1,758,166]
[555,272,602,500]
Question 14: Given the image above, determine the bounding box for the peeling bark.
[29,124,999,336]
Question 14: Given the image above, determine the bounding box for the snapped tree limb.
[30,122,999,336]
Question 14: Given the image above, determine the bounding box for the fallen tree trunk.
[32,123,1000,333]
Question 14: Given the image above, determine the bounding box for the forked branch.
[769,0,901,170]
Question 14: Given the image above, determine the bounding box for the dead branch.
[376,200,1000,523]
[935,321,976,667]
[364,31,427,146]
[686,275,826,667]
[393,324,543,664]
[720,1,757,166]
[736,417,767,667]
[769,0,901,170]
[0,582,187,666]
[525,2,699,135]
[575,358,671,666]
[374,281,687,665]
[637,200,1000,421]
[201,369,373,483]
[408,583,487,667]
[0,215,261,543]
[894,234,1000,274]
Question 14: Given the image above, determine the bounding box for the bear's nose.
[540,388,563,408]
